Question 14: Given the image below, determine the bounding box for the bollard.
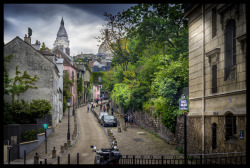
[68,154,70,165]
[34,153,39,164]
[24,150,26,164]
[61,146,65,153]
[77,153,79,165]
[64,143,68,150]
[67,140,71,148]
[40,161,43,164]
[44,158,47,165]
[58,156,60,165]
[118,127,121,133]
[52,147,56,158]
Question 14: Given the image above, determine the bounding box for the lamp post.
[67,99,71,141]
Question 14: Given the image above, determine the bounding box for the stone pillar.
[61,146,65,153]
[52,147,56,158]
[34,153,39,164]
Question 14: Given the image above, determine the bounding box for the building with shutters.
[184,4,246,154]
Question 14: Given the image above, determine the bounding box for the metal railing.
[119,152,246,165]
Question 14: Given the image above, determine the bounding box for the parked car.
[101,115,117,127]
[99,112,108,123]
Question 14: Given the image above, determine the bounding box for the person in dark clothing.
[124,114,128,126]
[103,106,106,112]
[111,107,114,116]
[100,104,102,111]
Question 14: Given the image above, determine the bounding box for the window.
[212,123,217,150]
[212,65,217,93]
[212,8,217,37]
[224,19,236,81]
[225,113,237,141]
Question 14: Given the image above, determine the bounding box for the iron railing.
[119,152,246,165]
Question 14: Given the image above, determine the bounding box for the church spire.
[57,17,68,38]
[61,17,64,26]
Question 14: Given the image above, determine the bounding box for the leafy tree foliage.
[63,70,73,112]
[101,3,189,133]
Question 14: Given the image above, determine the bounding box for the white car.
[99,112,108,121]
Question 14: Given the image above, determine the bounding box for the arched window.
[224,19,236,80]
[225,113,237,140]
[212,123,217,150]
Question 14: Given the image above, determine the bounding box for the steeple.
[57,17,68,38]
[61,17,64,26]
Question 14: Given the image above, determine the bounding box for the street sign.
[180,99,188,110]
[240,130,244,140]
[43,124,48,130]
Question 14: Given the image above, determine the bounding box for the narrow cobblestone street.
[93,104,183,156]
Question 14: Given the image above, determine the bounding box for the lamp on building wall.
[67,99,71,141]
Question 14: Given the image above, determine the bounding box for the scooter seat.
[101,148,112,152]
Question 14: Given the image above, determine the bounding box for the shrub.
[21,129,37,142]
[37,128,45,134]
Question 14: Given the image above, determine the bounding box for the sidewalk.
[4,106,80,165]
[93,104,182,156]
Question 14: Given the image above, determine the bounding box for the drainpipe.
[202,3,205,154]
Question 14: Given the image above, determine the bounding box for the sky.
[4,4,136,56]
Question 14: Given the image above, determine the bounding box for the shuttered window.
[224,19,236,81]
[212,65,217,93]
[212,8,217,38]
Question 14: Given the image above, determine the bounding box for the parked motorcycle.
[90,141,121,164]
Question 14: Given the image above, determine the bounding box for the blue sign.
[240,130,244,140]
[43,124,48,130]
[180,99,188,110]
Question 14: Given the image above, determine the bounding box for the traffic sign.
[180,99,188,110]
[43,124,48,130]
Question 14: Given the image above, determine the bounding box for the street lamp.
[67,99,71,141]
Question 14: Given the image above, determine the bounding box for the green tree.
[4,54,13,95]
[63,70,73,112]
[77,75,83,99]
[40,42,46,50]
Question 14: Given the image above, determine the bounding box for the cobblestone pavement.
[4,106,80,165]
[93,104,183,157]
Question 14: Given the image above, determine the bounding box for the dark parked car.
[101,115,117,127]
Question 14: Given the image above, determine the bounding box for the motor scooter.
[90,141,121,164]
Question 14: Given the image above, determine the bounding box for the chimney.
[24,34,31,45]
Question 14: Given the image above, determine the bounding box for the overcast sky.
[4,4,136,55]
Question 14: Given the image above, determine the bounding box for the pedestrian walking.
[111,107,114,116]
[91,102,93,109]
[87,103,89,113]
[130,113,133,125]
[124,113,128,126]
[103,106,106,112]
[127,114,130,125]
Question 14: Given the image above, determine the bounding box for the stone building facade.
[52,46,78,106]
[184,4,246,154]
[4,36,62,128]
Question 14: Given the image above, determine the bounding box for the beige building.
[184,4,246,154]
